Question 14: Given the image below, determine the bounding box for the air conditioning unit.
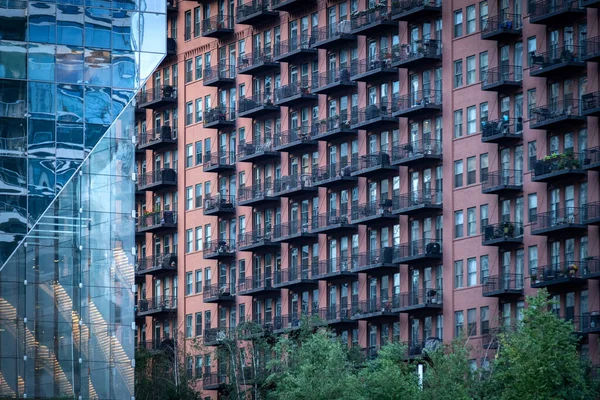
[426,242,441,255]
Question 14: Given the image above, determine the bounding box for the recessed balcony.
[350,104,397,131]
[203,195,236,217]
[312,114,358,142]
[582,36,600,62]
[235,0,277,25]
[352,247,397,276]
[480,116,523,144]
[273,125,318,153]
[530,46,586,79]
[391,0,442,21]
[392,90,442,119]
[311,24,356,50]
[203,65,236,87]
[350,298,398,323]
[274,81,317,107]
[271,0,315,11]
[203,151,236,173]
[238,93,279,119]
[138,85,177,109]
[481,66,523,92]
[137,168,177,192]
[136,296,177,317]
[528,0,585,25]
[318,305,356,329]
[312,162,358,188]
[402,338,443,360]
[350,55,398,82]
[391,139,442,167]
[391,40,442,70]
[531,208,588,237]
[481,170,523,194]
[203,373,227,391]
[272,313,313,333]
[584,202,600,225]
[137,125,177,151]
[482,222,524,247]
[393,190,442,217]
[350,201,397,226]
[203,327,235,345]
[532,152,586,183]
[273,174,317,197]
[582,147,600,171]
[238,51,279,76]
[393,239,442,265]
[237,276,280,298]
[311,69,357,95]
[395,289,443,317]
[203,285,236,304]
[203,106,236,130]
[352,152,396,178]
[312,211,358,235]
[581,92,600,117]
[581,257,600,279]
[238,229,280,253]
[201,16,233,38]
[482,274,524,298]
[314,257,359,283]
[273,263,319,291]
[273,219,318,243]
[237,183,279,207]
[273,35,317,63]
[137,211,177,234]
[350,6,397,36]
[531,263,586,291]
[203,239,236,260]
[238,139,279,163]
[580,313,600,335]
[136,253,177,276]
[481,13,522,41]
[166,38,176,56]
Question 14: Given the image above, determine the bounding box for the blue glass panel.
[0,40,27,79]
[140,12,167,54]
[28,43,56,81]
[0,79,27,119]
[114,0,135,10]
[112,50,136,89]
[55,159,81,191]
[57,83,84,122]
[57,123,84,160]
[84,8,112,49]
[86,0,112,9]
[140,0,164,13]
[0,0,27,41]
[0,116,27,157]
[28,81,56,120]
[85,49,111,86]
[56,45,84,83]
[57,5,84,46]
[28,118,56,158]
[85,86,112,124]
[112,10,134,51]
[112,89,132,117]
[28,3,57,44]
[0,156,27,196]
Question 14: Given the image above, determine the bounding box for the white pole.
[418,363,424,391]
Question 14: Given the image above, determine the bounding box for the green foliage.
[421,340,475,400]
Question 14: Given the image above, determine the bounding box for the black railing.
[203,285,236,301]
[482,13,522,33]
[136,253,177,273]
[204,106,235,125]
[353,104,394,124]
[273,219,317,239]
[351,297,395,316]
[392,0,442,15]
[203,373,227,387]
[391,40,442,64]
[238,229,275,247]
[274,174,314,193]
[275,81,313,101]
[319,304,353,321]
[312,23,354,43]
[481,116,523,139]
[482,65,523,85]
[357,247,395,267]
[202,15,233,34]
[239,92,277,113]
[396,189,442,210]
[583,36,600,58]
[580,313,600,333]
[237,50,277,71]
[532,100,582,124]
[356,152,393,171]
[533,152,583,177]
[531,207,586,232]
[350,53,394,75]
[274,263,319,285]
[203,151,236,169]
[582,92,600,113]
[137,296,178,314]
[238,138,275,158]
[392,139,442,162]
[528,0,584,19]
[482,222,524,242]
[138,125,177,146]
[273,125,315,147]
[238,182,276,203]
[583,147,600,168]
[533,262,583,284]
[398,289,442,308]
[352,200,394,220]
[316,256,358,276]
[312,161,358,183]
[585,202,600,223]
[204,327,235,343]
[482,274,524,294]
[204,194,236,211]
[392,90,442,113]
[138,168,177,187]
[139,211,177,228]
[312,68,353,89]
[314,210,353,227]
[238,275,276,292]
[236,0,273,20]
[394,238,442,261]
[139,85,177,104]
[315,113,354,135]
[204,65,236,81]
[350,6,393,30]
[273,35,314,56]
[482,170,523,190]
[531,45,585,71]
[203,239,236,254]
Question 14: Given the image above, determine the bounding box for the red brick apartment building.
[134,0,600,397]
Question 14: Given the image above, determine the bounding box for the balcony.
[351,298,398,322]
[581,313,600,335]
[312,114,358,142]
[200,15,232,38]
[238,139,279,163]
[351,104,397,131]
[273,174,317,197]
[482,222,524,247]
[167,38,176,56]
[273,35,317,63]
[530,46,586,79]
[203,240,236,260]
[273,263,319,291]
[203,151,236,173]
[204,195,236,217]
[311,23,356,50]
[237,276,279,298]
[581,257,600,279]
[238,230,280,253]
[352,247,397,276]
[203,106,236,129]
[273,219,318,243]
[137,211,177,234]
[403,338,443,360]
[481,13,522,41]
[314,256,359,283]
[582,36,600,62]
[532,152,586,183]
[481,66,523,92]
[531,207,588,237]
[137,296,177,317]
[203,327,235,345]
[350,55,398,82]
[311,69,357,95]
[273,125,318,153]
[203,65,236,87]
[318,305,356,329]
[481,170,523,194]
[238,93,279,119]
[393,190,442,217]
[482,274,524,298]
[138,85,177,109]
[480,116,523,144]
[395,289,443,316]
[585,202,600,225]
[582,92,600,117]
[352,152,396,178]
[528,0,585,25]
[582,147,600,171]
[393,239,442,265]
[272,0,315,11]
[312,211,358,235]
[392,90,442,119]
[350,6,396,36]
[391,40,442,70]
[350,201,397,226]
[136,253,177,276]
[391,139,442,168]
[274,81,317,107]
[137,126,177,151]
[203,373,227,391]
[203,285,236,304]
[531,263,586,291]
[137,168,177,191]
[238,51,279,76]
[391,0,442,21]
[312,162,358,188]
[166,0,177,13]
[235,0,277,25]
[237,183,279,207]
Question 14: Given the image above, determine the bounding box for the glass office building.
[0,0,166,398]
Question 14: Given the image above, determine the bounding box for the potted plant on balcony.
[568,263,578,277]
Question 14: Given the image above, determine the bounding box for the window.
[480,204,488,232]
[467,308,476,335]
[186,272,193,295]
[466,55,476,84]
[467,106,476,135]
[454,260,464,288]
[527,89,536,118]
[454,110,463,138]
[195,270,202,293]
[193,7,200,37]
[186,229,193,253]
[185,59,193,83]
[454,60,463,88]
[195,226,202,251]
[186,314,192,338]
[195,141,203,165]
[184,11,191,40]
[529,246,538,276]
[454,10,463,38]
[480,102,488,124]
[479,1,488,30]
[454,160,463,188]
[528,140,536,171]
[527,36,536,66]
[528,193,537,222]
[480,255,489,283]
[467,258,477,286]
[455,311,464,337]
[195,98,202,123]
[479,51,488,81]
[195,184,203,208]
[467,207,476,236]
[466,5,476,34]
[480,153,488,182]
[195,312,202,336]
[454,210,464,239]
[186,144,193,168]
[467,156,476,184]
[195,56,202,80]
[186,186,193,210]
[185,101,193,125]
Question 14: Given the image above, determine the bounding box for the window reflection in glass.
[84,8,112,49]
[85,86,112,124]
[29,3,57,44]
[57,5,84,46]
[85,49,111,86]
[0,40,26,79]
[28,81,56,120]
[57,84,84,123]
[28,43,56,81]
[57,45,84,84]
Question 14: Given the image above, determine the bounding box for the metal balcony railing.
[355,152,393,171]
[312,68,353,89]
[238,275,276,292]
[238,228,276,248]
[528,0,584,20]
[533,262,584,284]
[357,247,395,267]
[394,238,442,261]
[274,263,319,285]
[396,189,442,210]
[482,170,523,190]
[203,285,236,301]
[583,36,600,59]
[398,288,443,308]
[532,100,583,125]
[204,65,236,81]
[238,138,275,158]
[138,85,177,104]
[316,256,358,277]
[273,174,314,193]
[350,6,393,30]
[530,45,585,72]
[236,0,273,20]
[273,125,316,147]
[201,15,233,34]
[481,13,522,34]
[482,222,524,241]
[482,274,524,294]
[238,92,277,113]
[391,0,442,16]
[238,181,276,202]
[312,161,358,183]
[481,116,523,139]
[137,168,177,188]
[392,89,442,113]
[136,253,177,274]
[237,50,277,71]
[318,304,353,321]
[204,106,235,125]
[204,194,235,211]
[315,112,354,135]
[137,296,178,314]
[139,211,177,229]
[273,219,317,239]
[353,103,394,124]
[482,65,523,85]
[351,297,395,316]
[203,239,236,254]
[392,139,443,162]
[582,92,600,114]
[311,23,354,43]
[203,151,236,169]
[391,40,442,64]
[138,125,177,146]
[533,152,584,177]
[352,200,394,221]
[531,207,587,232]
[275,81,314,102]
[273,35,315,56]
[350,52,395,75]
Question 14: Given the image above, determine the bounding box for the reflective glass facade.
[0,0,166,397]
